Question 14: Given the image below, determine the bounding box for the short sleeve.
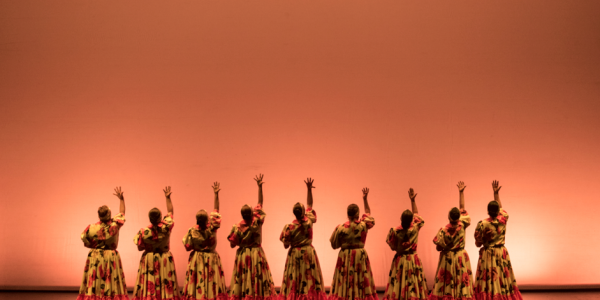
[280,224,291,249]
[81,225,93,248]
[413,213,425,230]
[162,212,174,232]
[329,225,344,249]
[112,213,126,228]
[134,229,145,251]
[306,208,317,223]
[498,208,509,224]
[386,228,398,251]
[254,204,266,225]
[361,213,375,229]
[474,221,484,247]
[227,225,240,248]
[210,210,222,230]
[459,209,471,229]
[432,228,446,250]
[182,228,193,251]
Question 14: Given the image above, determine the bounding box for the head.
[148,207,162,226]
[98,205,111,222]
[241,204,253,223]
[196,209,208,229]
[293,202,305,221]
[449,207,461,224]
[401,209,413,230]
[487,201,500,218]
[347,204,360,220]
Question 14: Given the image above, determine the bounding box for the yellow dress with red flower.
[329,213,377,300]
[278,207,327,300]
[133,212,180,300]
[429,209,474,300]
[382,214,428,300]
[473,209,522,300]
[181,210,228,300]
[227,204,276,300]
[78,213,129,300]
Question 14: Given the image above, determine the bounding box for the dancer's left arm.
[408,188,419,214]
[164,186,174,215]
[254,174,265,207]
[305,177,314,209]
[114,186,125,215]
[362,187,371,214]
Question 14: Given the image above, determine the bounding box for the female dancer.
[227,174,276,300]
[382,188,428,300]
[278,178,327,300]
[78,187,129,300]
[181,182,228,300]
[473,181,523,300]
[429,182,473,300]
[133,186,180,300]
[329,187,377,300]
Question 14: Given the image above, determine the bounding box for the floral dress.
[133,212,180,300]
[181,210,228,300]
[329,213,377,300]
[227,204,276,300]
[278,207,327,300]
[382,214,428,300]
[473,209,523,300]
[78,213,129,300]
[429,209,473,300]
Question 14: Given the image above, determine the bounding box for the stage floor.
[1,291,600,300]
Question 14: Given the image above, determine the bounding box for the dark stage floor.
[1,291,600,300]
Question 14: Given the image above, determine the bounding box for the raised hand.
[457,181,466,192]
[408,188,417,201]
[163,186,172,198]
[362,187,369,198]
[113,186,124,200]
[492,180,501,194]
[254,174,265,187]
[212,182,221,194]
[304,178,315,189]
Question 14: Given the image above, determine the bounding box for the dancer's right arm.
[408,188,419,214]
[492,180,503,208]
[305,177,314,209]
[114,186,125,215]
[213,182,220,211]
[457,181,466,210]
[254,174,265,207]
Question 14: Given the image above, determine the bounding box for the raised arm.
[254,174,265,206]
[362,187,371,214]
[408,188,419,214]
[305,178,315,208]
[492,180,503,208]
[457,181,466,210]
[212,182,220,211]
[164,186,174,215]
[113,186,125,215]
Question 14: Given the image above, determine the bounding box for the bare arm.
[113,186,125,214]
[457,181,466,210]
[164,186,174,215]
[305,178,315,208]
[408,188,419,214]
[212,182,220,211]
[362,187,371,214]
[492,180,503,208]
[254,174,264,206]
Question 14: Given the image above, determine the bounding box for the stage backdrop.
[1,0,599,290]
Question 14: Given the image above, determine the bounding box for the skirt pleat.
[428,250,473,300]
[382,253,428,300]
[78,249,129,300]
[473,246,522,300]
[181,251,229,300]
[132,251,181,300]
[228,247,277,300]
[330,248,377,300]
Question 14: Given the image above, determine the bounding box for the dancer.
[78,187,129,300]
[382,188,428,300]
[473,181,523,300]
[181,182,228,300]
[227,174,276,300]
[429,182,473,300]
[278,178,327,300]
[133,186,180,300]
[329,187,377,300]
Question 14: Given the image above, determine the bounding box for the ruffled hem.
[382,295,427,300]
[132,297,181,300]
[472,290,522,300]
[181,294,229,300]
[229,296,278,300]
[429,296,473,300]
[277,291,328,300]
[330,294,378,300]
[77,295,130,300]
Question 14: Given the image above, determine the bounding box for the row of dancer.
[77,175,523,300]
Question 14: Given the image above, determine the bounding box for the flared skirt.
[278,245,328,300]
[228,247,276,300]
[181,251,228,300]
[77,249,129,300]
[132,251,181,300]
[330,248,377,300]
[382,252,428,300]
[429,250,474,300]
[473,246,522,300]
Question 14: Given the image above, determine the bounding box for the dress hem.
[229,296,278,300]
[276,291,328,300]
[330,294,378,300]
[181,294,229,300]
[472,289,523,300]
[132,296,181,300]
[428,296,473,300]
[76,295,130,300]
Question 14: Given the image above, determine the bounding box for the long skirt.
[78,249,129,300]
[278,245,328,300]
[133,251,180,300]
[330,248,377,300]
[429,250,473,300]
[473,246,523,300]
[181,251,228,300]
[228,246,276,300]
[382,252,428,300]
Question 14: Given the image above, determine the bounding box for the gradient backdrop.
[1,0,599,290]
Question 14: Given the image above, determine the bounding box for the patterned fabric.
[278,208,327,300]
[382,214,428,300]
[133,212,180,300]
[227,204,276,300]
[78,213,129,300]
[181,210,228,300]
[473,209,522,300]
[329,213,377,300]
[430,210,474,300]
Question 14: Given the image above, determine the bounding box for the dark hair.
[149,207,162,226]
[487,201,499,218]
[347,204,359,219]
[98,205,111,222]
[196,209,208,230]
[449,207,461,222]
[241,205,253,223]
[293,203,304,221]
[401,210,413,230]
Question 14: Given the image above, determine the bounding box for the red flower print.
[406,255,412,261]
[360,231,367,243]
[336,257,343,269]
[504,267,510,278]
[109,225,118,236]
[147,281,155,295]
[165,280,174,295]
[97,228,106,240]
[502,248,507,260]
[458,256,464,268]
[401,285,409,297]
[407,269,413,278]
[492,267,499,282]
[308,227,313,239]
[464,253,470,262]
[245,255,252,268]
[481,269,487,281]
[462,272,470,286]
[415,256,421,266]
[437,269,445,282]
[350,250,356,266]
[105,265,111,280]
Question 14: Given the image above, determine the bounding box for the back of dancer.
[429,182,473,300]
[329,187,377,300]
[132,186,180,300]
[473,181,523,300]
[382,188,428,300]
[278,178,327,300]
[78,187,129,300]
